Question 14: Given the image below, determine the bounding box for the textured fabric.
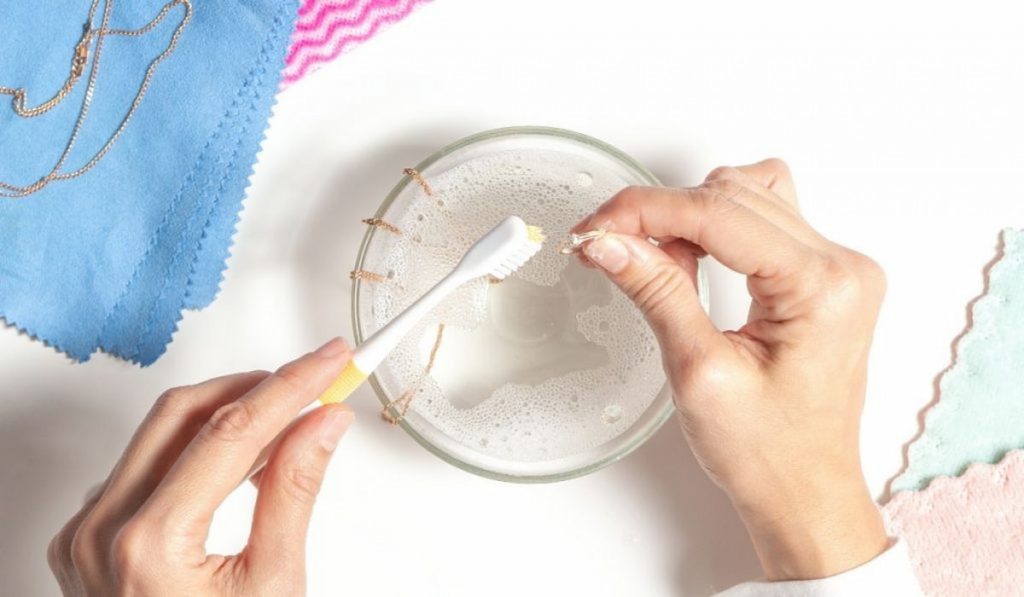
[715,540,922,597]
[891,229,1024,492]
[884,450,1024,597]
[0,1,297,364]
[283,0,431,87]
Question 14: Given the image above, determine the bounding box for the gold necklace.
[0,0,192,198]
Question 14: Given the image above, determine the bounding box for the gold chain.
[0,0,192,198]
[0,0,102,118]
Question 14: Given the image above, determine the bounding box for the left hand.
[48,338,354,596]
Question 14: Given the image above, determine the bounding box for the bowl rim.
[351,125,693,483]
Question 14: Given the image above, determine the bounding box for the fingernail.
[313,337,348,358]
[584,235,630,274]
[319,407,354,451]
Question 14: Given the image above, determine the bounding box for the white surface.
[2,1,1023,595]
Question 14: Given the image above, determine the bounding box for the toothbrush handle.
[248,270,471,483]
[317,271,465,404]
[319,360,368,404]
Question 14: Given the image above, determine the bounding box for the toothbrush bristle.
[489,224,544,279]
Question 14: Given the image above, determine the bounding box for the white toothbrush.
[319,215,545,405]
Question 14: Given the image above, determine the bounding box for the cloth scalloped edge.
[890,228,1024,493]
[134,8,295,365]
[0,1,299,366]
[883,449,1024,597]
[150,92,286,363]
[0,312,75,362]
[92,1,297,365]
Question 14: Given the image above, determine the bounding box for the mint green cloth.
[892,229,1024,492]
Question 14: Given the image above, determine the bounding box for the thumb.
[582,233,719,356]
[245,404,354,577]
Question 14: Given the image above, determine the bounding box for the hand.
[48,338,355,596]
[574,160,889,580]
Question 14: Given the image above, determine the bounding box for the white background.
[2,1,1023,595]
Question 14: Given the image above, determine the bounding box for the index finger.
[138,338,351,537]
[716,158,799,210]
[577,185,816,281]
[78,371,270,531]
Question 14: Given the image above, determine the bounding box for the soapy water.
[366,149,664,463]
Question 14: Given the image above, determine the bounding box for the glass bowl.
[351,126,709,482]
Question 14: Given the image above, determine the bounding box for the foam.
[366,148,665,464]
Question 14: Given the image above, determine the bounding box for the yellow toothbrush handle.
[319,361,368,405]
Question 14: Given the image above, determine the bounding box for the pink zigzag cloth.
[883,450,1024,596]
[284,0,431,87]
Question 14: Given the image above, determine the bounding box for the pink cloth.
[283,0,431,86]
[883,450,1024,596]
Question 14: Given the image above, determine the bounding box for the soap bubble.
[367,149,665,463]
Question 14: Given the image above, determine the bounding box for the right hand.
[574,159,889,580]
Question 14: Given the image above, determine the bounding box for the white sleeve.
[713,539,922,597]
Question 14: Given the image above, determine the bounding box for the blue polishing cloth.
[0,1,297,364]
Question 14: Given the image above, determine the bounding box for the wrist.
[733,475,889,581]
